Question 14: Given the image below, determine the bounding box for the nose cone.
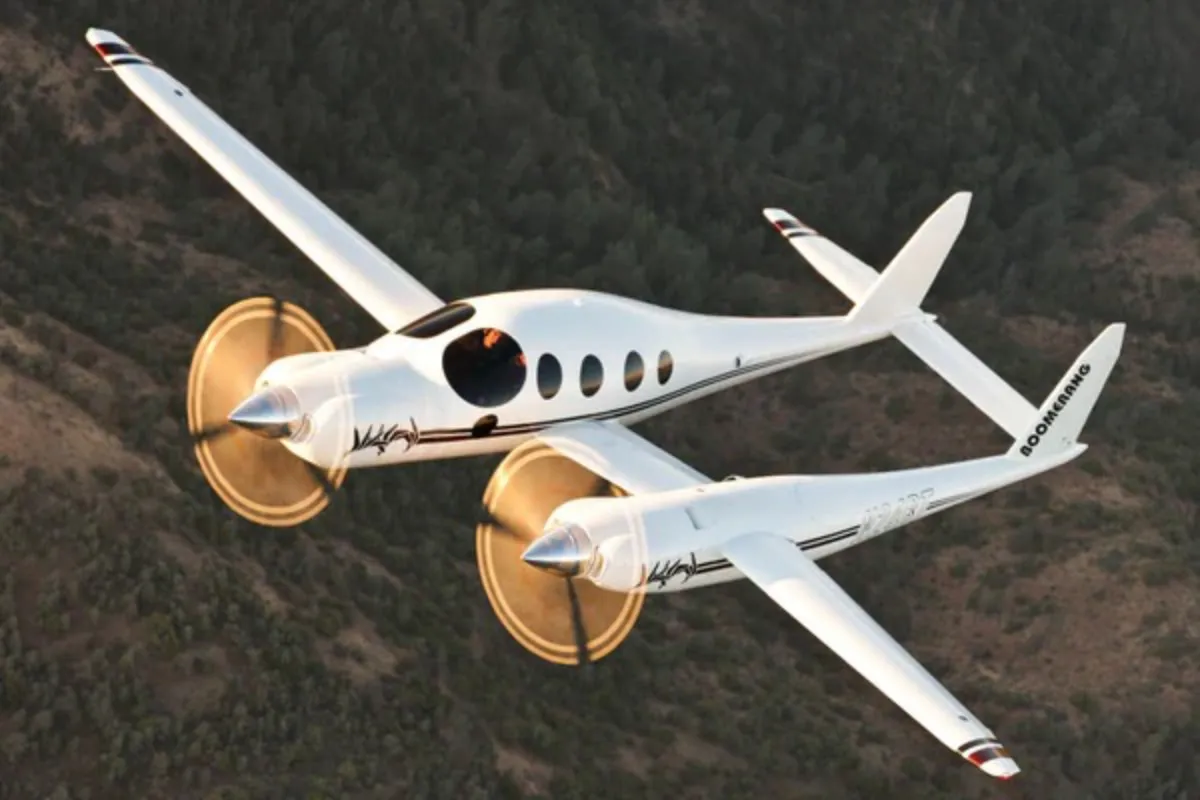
[228,386,305,440]
[522,525,595,578]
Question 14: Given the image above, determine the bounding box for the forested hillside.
[1,1,1199,798]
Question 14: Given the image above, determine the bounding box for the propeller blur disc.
[476,439,644,665]
[186,297,346,527]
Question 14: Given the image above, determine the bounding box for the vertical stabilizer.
[847,193,972,326]
[1007,324,1125,459]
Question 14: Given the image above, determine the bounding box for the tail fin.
[1006,324,1125,459]
[847,192,972,326]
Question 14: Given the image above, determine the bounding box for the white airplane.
[87,28,1012,529]
[86,29,1128,779]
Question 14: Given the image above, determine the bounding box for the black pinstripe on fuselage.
[404,346,836,448]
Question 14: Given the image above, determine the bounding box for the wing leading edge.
[85,28,443,331]
[720,532,1020,780]
[535,420,709,495]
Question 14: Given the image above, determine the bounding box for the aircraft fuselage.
[268,288,893,470]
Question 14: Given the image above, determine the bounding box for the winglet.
[848,192,972,326]
[1007,323,1125,459]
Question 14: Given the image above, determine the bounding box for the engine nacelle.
[541,493,696,592]
[474,439,806,664]
[541,475,808,593]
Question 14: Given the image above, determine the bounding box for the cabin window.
[442,327,527,408]
[395,301,477,339]
[657,350,674,384]
[580,355,604,397]
[624,351,644,391]
[537,354,562,399]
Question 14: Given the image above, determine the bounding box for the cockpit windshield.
[443,327,527,408]
[395,302,477,339]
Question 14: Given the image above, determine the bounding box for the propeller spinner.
[476,439,645,666]
[186,296,347,527]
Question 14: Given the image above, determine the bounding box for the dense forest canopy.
[0,1,1198,798]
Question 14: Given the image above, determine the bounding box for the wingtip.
[963,742,1020,780]
[84,28,152,67]
[979,756,1020,780]
[762,208,817,237]
[85,28,123,46]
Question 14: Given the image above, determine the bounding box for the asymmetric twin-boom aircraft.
[86,28,1125,780]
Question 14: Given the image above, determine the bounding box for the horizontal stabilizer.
[762,208,878,302]
[893,318,1035,439]
[1007,323,1125,459]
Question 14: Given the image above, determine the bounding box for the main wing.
[535,422,1017,778]
[536,420,710,494]
[85,29,443,331]
[720,531,1020,780]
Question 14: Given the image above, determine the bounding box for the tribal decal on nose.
[348,418,421,456]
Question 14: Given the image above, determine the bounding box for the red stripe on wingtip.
[967,746,1011,766]
[94,42,134,57]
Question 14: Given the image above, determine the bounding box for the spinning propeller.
[476,439,645,666]
[186,296,347,527]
